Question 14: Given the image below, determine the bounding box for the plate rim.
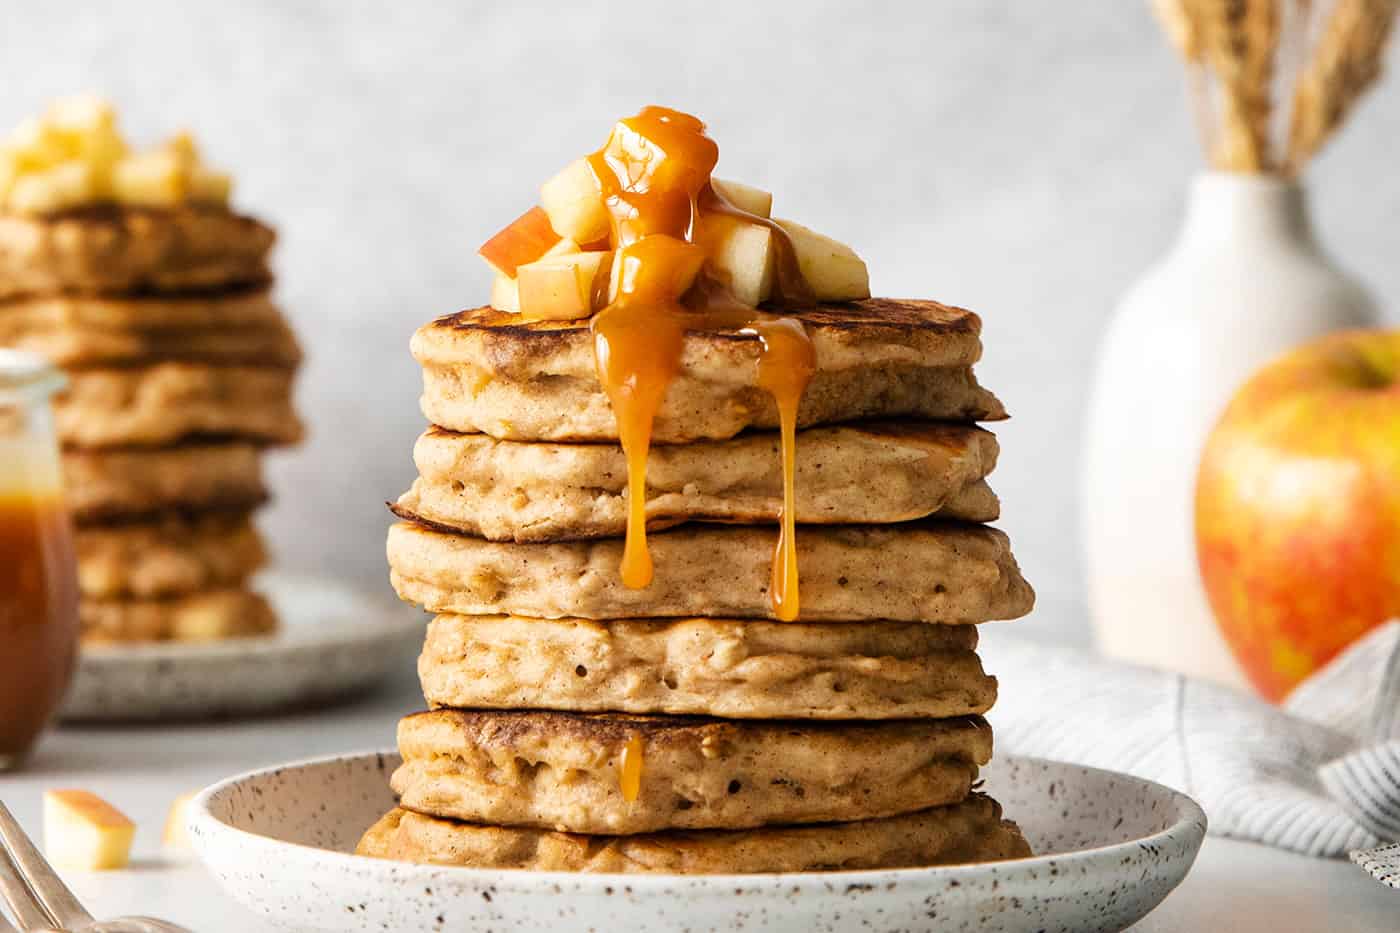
[189,748,1208,890]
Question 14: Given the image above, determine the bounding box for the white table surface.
[1,667,1394,932]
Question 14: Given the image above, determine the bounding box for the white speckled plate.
[189,751,1206,932]
[61,573,423,722]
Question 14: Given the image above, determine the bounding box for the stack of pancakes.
[0,205,302,643]
[365,298,1034,872]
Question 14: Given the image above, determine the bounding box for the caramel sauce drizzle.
[619,733,645,803]
[587,107,814,620]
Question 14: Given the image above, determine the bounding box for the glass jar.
[0,350,78,770]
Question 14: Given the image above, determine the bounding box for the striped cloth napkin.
[980,621,1400,887]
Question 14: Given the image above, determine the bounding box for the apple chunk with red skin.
[1195,330,1400,701]
[478,206,577,278]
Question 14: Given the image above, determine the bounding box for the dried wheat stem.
[1286,0,1400,171]
[1153,0,1205,59]
[1186,0,1279,172]
[1154,0,1222,158]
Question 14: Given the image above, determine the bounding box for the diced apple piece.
[518,251,613,321]
[696,214,774,307]
[7,162,99,214]
[45,97,125,166]
[44,790,136,871]
[604,116,714,195]
[610,235,706,303]
[188,166,232,205]
[479,206,576,278]
[163,791,197,849]
[774,218,870,301]
[540,159,609,244]
[161,131,200,169]
[712,178,772,218]
[490,274,521,313]
[6,117,67,169]
[0,149,23,201]
[45,96,116,137]
[111,150,187,206]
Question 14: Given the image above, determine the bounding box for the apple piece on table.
[696,214,774,308]
[712,178,772,218]
[43,789,136,871]
[774,218,870,301]
[163,791,198,850]
[490,274,521,313]
[541,159,610,244]
[478,206,578,278]
[518,251,613,321]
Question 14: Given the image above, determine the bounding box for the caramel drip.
[752,317,814,620]
[619,733,645,803]
[587,107,816,616]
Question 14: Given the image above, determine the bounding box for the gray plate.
[189,751,1207,932]
[61,573,423,722]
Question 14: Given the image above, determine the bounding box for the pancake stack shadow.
[368,298,1035,872]
[0,205,302,643]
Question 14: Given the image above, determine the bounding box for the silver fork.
[0,802,191,933]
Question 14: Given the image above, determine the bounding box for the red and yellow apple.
[1195,329,1400,701]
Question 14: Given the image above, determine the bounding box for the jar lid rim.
[0,350,65,395]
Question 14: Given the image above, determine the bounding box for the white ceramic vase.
[1083,171,1379,688]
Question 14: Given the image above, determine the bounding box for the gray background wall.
[6,1,1397,645]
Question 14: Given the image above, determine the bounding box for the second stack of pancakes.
[0,203,302,643]
[375,297,1034,871]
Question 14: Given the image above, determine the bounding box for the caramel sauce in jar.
[0,352,78,770]
[586,107,815,618]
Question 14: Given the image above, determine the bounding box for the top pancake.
[412,299,1006,443]
[0,205,274,299]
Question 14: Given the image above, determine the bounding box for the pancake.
[55,362,301,447]
[0,287,282,330]
[394,422,999,541]
[76,512,265,599]
[0,294,301,367]
[357,794,1030,873]
[393,709,991,833]
[0,205,273,298]
[79,587,277,643]
[387,520,1034,623]
[419,614,996,719]
[412,300,1005,443]
[63,442,266,522]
